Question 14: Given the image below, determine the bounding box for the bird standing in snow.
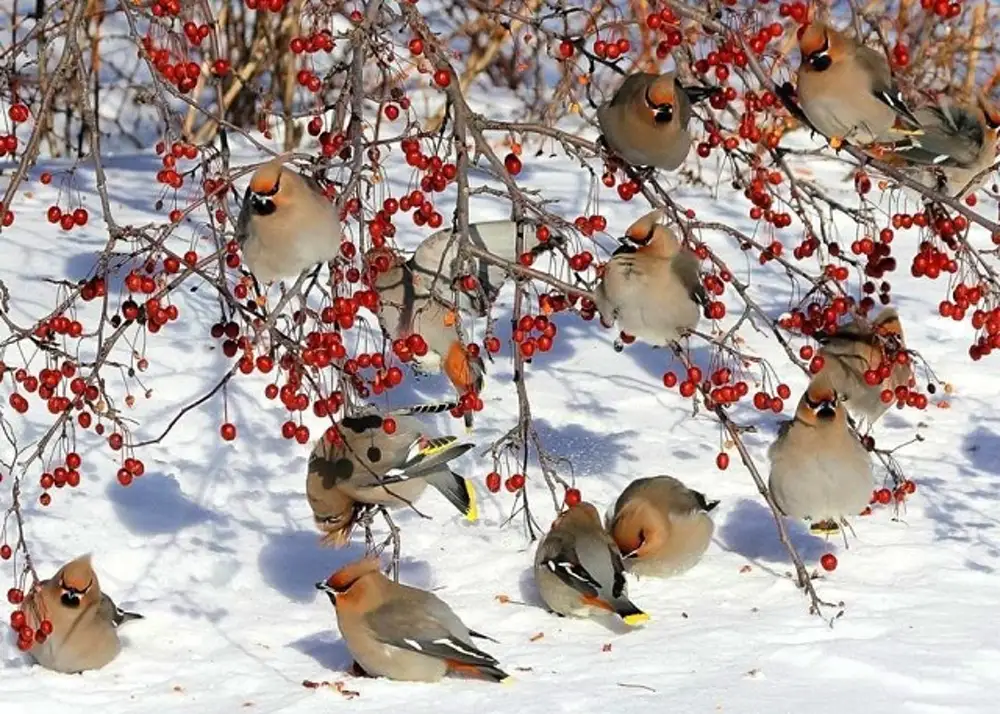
[235,157,343,284]
[20,554,143,673]
[534,501,648,626]
[315,557,509,683]
[597,71,716,170]
[768,378,874,535]
[813,307,913,427]
[306,409,477,547]
[594,209,705,350]
[607,476,718,578]
[795,21,923,147]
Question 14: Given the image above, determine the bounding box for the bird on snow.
[20,554,143,674]
[315,557,509,683]
[534,501,649,626]
[607,475,719,578]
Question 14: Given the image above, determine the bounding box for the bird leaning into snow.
[234,157,343,284]
[315,557,509,683]
[606,476,718,578]
[597,71,716,171]
[20,554,143,674]
[813,306,913,427]
[768,376,874,536]
[593,208,706,351]
[795,21,923,148]
[881,92,1000,197]
[305,408,477,547]
[533,501,649,626]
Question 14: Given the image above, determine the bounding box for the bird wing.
[537,531,603,598]
[99,592,143,628]
[854,45,921,128]
[365,595,500,668]
[671,249,708,306]
[234,184,254,246]
[889,102,984,167]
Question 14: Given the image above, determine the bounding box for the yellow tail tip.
[499,676,515,685]
[622,612,650,627]
[465,480,479,522]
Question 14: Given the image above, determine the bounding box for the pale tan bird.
[235,157,342,283]
[883,93,1000,197]
[813,307,913,426]
[768,377,874,535]
[533,502,648,626]
[20,554,143,673]
[597,72,716,170]
[796,21,922,147]
[594,209,705,349]
[607,476,718,578]
[306,409,477,547]
[315,557,509,683]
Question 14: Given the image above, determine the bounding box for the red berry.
[504,153,522,176]
[564,488,581,507]
[716,452,730,470]
[220,422,237,441]
[383,417,397,435]
[433,69,451,88]
[485,472,501,493]
[820,553,837,571]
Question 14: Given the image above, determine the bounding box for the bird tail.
[115,609,144,627]
[613,598,650,627]
[390,401,458,416]
[425,469,477,522]
[447,660,510,684]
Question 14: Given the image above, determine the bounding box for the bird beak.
[315,581,337,603]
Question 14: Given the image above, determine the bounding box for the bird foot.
[827,136,845,151]
[349,661,374,678]
[809,519,841,535]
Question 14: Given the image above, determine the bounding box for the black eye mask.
[807,33,832,72]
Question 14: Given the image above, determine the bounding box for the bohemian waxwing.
[594,209,706,349]
[409,220,564,316]
[883,93,1000,197]
[607,476,718,578]
[597,72,716,170]
[235,157,343,283]
[796,21,922,146]
[315,557,509,683]
[370,248,485,430]
[533,502,648,626]
[768,376,874,535]
[813,306,912,426]
[20,554,143,674]
[306,409,477,547]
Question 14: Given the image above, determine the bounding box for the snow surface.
[2,117,1000,713]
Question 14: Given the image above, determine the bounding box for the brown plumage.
[768,377,874,532]
[235,157,342,283]
[20,554,143,673]
[813,307,913,425]
[882,92,1000,197]
[597,72,716,170]
[796,21,922,146]
[305,410,477,547]
[533,502,648,625]
[594,209,705,348]
[315,557,508,683]
[607,476,719,578]
[369,246,485,430]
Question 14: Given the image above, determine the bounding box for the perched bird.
[20,554,143,674]
[882,93,1000,197]
[607,476,719,578]
[597,72,716,170]
[796,21,922,147]
[533,502,648,626]
[315,557,509,683]
[306,409,477,547]
[235,157,342,283]
[369,222,562,428]
[813,307,912,426]
[594,209,705,349]
[768,378,874,534]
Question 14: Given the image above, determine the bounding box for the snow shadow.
[962,425,1000,476]
[257,530,367,603]
[718,498,833,564]
[107,472,223,536]
[533,417,640,476]
[288,630,355,672]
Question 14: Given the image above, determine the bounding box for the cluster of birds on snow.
[17,19,993,684]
